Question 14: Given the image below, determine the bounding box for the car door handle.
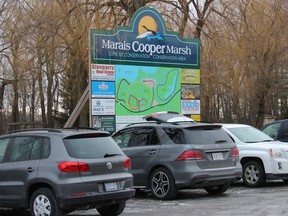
[27,167,34,173]
[149,150,156,155]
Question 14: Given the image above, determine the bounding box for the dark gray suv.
[112,113,242,200]
[0,129,135,216]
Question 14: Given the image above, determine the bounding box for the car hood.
[236,141,288,151]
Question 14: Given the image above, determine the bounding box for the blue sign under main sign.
[91,81,115,98]
[91,6,200,69]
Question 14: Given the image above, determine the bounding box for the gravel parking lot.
[2,181,288,216]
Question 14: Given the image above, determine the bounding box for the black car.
[0,128,135,216]
[261,119,288,142]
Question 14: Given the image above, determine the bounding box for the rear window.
[63,136,123,159]
[184,127,233,144]
[162,128,186,144]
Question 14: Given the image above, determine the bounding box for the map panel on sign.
[115,65,181,117]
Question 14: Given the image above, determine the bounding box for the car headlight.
[269,148,284,158]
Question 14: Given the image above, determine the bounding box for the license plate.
[104,182,118,192]
[212,152,224,160]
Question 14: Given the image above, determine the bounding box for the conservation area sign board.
[89,6,200,131]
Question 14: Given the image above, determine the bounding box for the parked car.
[221,123,288,187]
[0,128,135,216]
[112,112,242,200]
[261,119,288,142]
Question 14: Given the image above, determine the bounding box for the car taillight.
[58,161,90,172]
[176,150,204,161]
[124,157,131,171]
[232,147,239,157]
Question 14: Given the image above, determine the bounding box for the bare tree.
[201,0,288,127]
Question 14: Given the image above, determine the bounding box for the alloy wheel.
[244,164,259,185]
[152,171,170,197]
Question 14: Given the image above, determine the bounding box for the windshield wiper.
[104,153,122,158]
[245,140,274,143]
[215,140,227,143]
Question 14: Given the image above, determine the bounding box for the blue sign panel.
[91,7,200,69]
[91,81,115,98]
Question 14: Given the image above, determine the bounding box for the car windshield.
[228,126,274,143]
[184,126,233,144]
[63,136,123,159]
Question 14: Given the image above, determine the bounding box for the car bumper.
[266,173,288,180]
[176,172,242,188]
[172,165,242,189]
[265,159,288,180]
[54,175,135,210]
[59,188,135,210]
[266,159,288,174]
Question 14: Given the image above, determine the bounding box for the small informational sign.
[191,114,201,122]
[181,69,200,84]
[91,81,115,98]
[181,100,200,114]
[92,115,116,132]
[181,84,200,99]
[92,99,115,115]
[91,64,115,81]
[116,115,146,131]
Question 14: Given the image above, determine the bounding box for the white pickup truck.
[221,123,288,187]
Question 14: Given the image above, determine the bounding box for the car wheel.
[150,167,178,200]
[96,201,126,216]
[30,188,63,216]
[243,160,266,187]
[204,182,230,195]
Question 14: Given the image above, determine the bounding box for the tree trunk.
[255,92,265,128]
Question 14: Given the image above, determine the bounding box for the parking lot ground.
[2,181,288,216]
[70,181,288,216]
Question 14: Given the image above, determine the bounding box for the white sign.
[92,99,115,115]
[91,64,115,81]
[181,100,200,114]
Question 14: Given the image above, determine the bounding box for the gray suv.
[112,113,242,200]
[0,129,135,216]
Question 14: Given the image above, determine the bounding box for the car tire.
[150,167,178,200]
[243,160,266,187]
[96,201,126,216]
[30,188,63,216]
[204,182,230,195]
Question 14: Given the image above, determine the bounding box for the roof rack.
[126,121,160,127]
[5,128,63,134]
[63,127,100,131]
[126,120,195,127]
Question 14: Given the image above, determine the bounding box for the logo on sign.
[135,17,163,41]
[182,100,199,109]
[99,82,108,90]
